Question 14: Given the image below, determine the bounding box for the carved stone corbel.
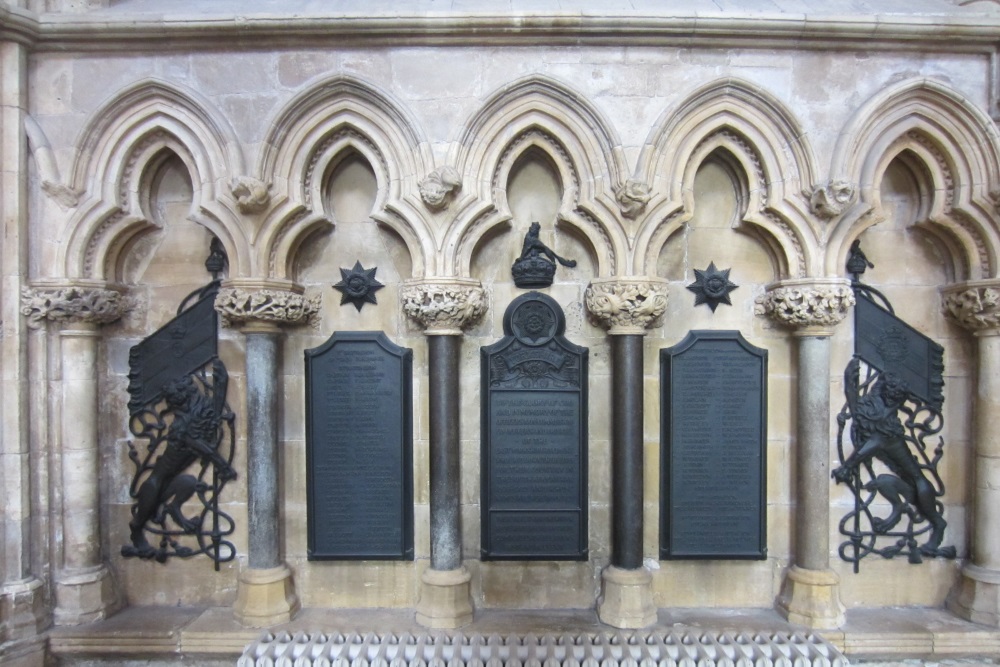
[418,167,462,211]
[584,277,668,335]
[754,278,854,335]
[20,283,127,329]
[400,278,487,335]
[214,285,320,328]
[615,180,652,220]
[806,181,856,221]
[230,177,272,214]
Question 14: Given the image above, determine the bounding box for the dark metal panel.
[660,330,767,560]
[305,331,414,560]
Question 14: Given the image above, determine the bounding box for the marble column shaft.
[246,331,281,570]
[611,334,644,571]
[428,334,462,572]
[795,335,832,572]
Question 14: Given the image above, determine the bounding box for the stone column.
[20,284,127,626]
[215,284,319,627]
[401,278,486,629]
[756,278,854,629]
[943,281,1000,625]
[585,277,668,629]
[1,39,47,665]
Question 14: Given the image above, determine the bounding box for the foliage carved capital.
[942,281,1000,333]
[214,285,320,328]
[585,277,669,334]
[400,278,487,335]
[755,279,854,334]
[20,283,127,329]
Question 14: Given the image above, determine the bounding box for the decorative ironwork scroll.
[833,240,955,571]
[121,238,237,569]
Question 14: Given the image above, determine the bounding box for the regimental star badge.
[687,261,738,312]
[333,261,384,312]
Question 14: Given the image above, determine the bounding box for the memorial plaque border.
[659,330,767,560]
[305,331,414,561]
[481,292,589,561]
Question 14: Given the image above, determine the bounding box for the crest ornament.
[334,261,384,312]
[687,262,738,312]
[511,222,577,289]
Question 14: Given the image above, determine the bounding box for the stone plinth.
[233,564,300,628]
[597,566,656,629]
[775,565,846,630]
[415,567,473,629]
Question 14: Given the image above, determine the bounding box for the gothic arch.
[828,78,1000,279]
[61,79,249,281]
[447,75,629,278]
[257,75,433,280]
[635,78,818,278]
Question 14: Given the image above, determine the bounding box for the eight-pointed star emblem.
[687,261,738,312]
[333,261,384,312]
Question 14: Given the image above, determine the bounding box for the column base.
[233,564,300,628]
[54,566,120,626]
[947,563,1000,626]
[597,566,656,629]
[416,567,473,629]
[775,565,846,629]
[1,577,47,642]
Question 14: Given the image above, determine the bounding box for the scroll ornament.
[214,287,320,327]
[20,285,126,328]
[585,278,668,334]
[400,279,487,335]
[942,284,1000,332]
[755,282,855,330]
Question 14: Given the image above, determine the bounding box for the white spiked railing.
[238,631,848,667]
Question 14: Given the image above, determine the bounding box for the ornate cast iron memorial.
[660,330,767,559]
[122,239,238,569]
[511,222,577,289]
[305,331,414,560]
[833,241,956,570]
[481,292,588,560]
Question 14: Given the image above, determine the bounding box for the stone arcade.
[5,1,1000,664]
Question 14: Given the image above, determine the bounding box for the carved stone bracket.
[807,181,856,221]
[418,167,462,211]
[942,281,1000,333]
[230,177,272,214]
[755,278,854,335]
[584,277,669,335]
[215,285,320,328]
[615,180,652,219]
[400,278,487,335]
[20,283,126,329]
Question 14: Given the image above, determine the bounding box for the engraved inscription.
[661,331,767,559]
[489,511,582,557]
[306,333,413,560]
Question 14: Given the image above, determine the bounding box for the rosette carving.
[21,285,126,328]
[584,278,668,334]
[755,280,854,332]
[400,279,487,335]
[942,282,1000,332]
[214,287,320,327]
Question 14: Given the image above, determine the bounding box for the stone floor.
[47,606,1000,665]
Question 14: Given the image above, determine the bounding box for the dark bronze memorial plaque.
[305,331,413,560]
[660,330,767,559]
[481,292,588,560]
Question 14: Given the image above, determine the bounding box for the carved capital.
[585,277,669,334]
[942,281,1000,333]
[755,279,854,334]
[400,278,487,335]
[418,167,462,211]
[615,180,652,219]
[20,283,126,329]
[214,285,320,328]
[230,176,272,214]
[807,181,856,220]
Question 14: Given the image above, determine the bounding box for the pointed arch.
[61,79,250,281]
[828,78,1000,279]
[447,75,629,277]
[257,75,433,279]
[635,78,819,277]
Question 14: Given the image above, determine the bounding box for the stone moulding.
[754,279,854,333]
[214,286,320,328]
[584,277,668,334]
[20,284,126,328]
[942,281,1000,332]
[400,278,487,335]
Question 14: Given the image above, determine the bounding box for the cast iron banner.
[305,331,413,560]
[660,330,767,559]
[481,292,588,560]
